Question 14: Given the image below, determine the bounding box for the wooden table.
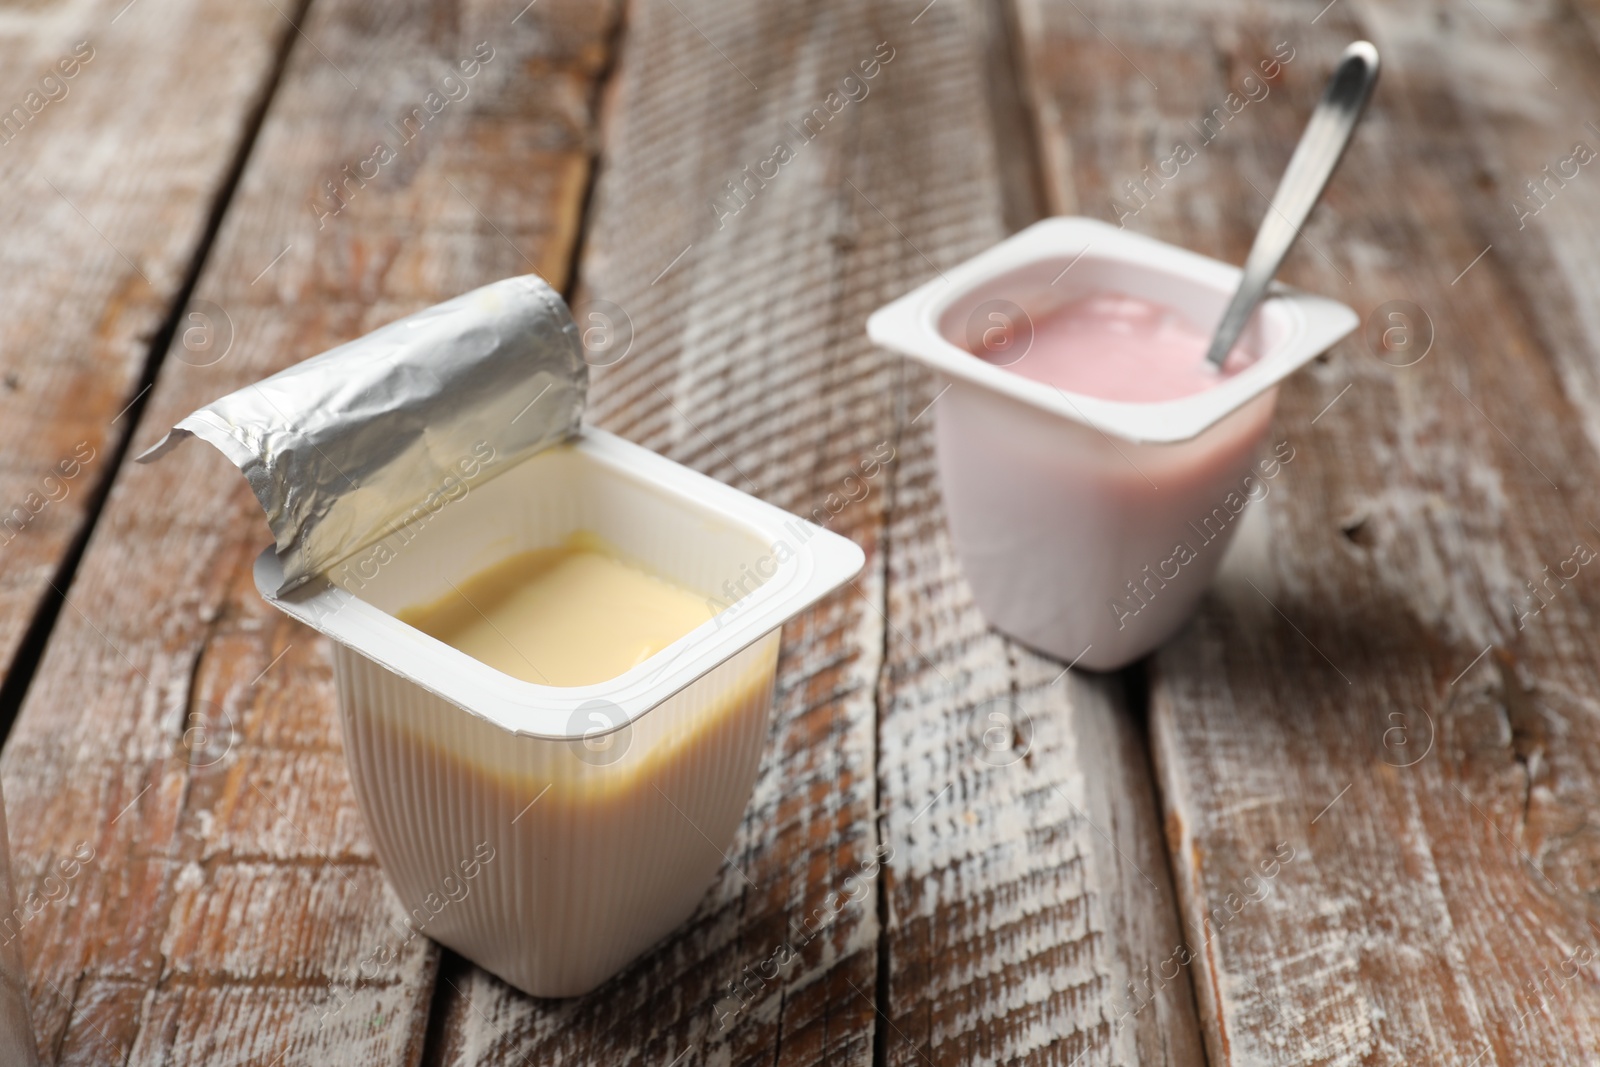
[2,0,1597,1062]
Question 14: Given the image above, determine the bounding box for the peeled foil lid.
[139,275,587,594]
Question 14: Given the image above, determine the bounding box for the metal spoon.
[1204,41,1380,368]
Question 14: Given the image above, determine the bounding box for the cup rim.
[866,216,1359,444]
[254,426,865,740]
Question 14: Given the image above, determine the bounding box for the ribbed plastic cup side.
[332,630,781,998]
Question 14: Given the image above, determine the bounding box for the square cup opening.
[258,427,865,739]
[867,217,1360,445]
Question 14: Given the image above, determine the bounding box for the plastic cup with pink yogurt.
[867,216,1358,670]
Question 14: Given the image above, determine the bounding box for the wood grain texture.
[0,0,298,704]
[426,0,900,1060]
[871,2,1206,1065]
[426,1,1202,1065]
[1016,0,1600,1062]
[0,0,618,1062]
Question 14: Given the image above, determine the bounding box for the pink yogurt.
[978,291,1250,402]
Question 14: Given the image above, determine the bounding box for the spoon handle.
[1204,41,1380,368]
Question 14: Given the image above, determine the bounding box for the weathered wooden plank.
[0,0,299,712]
[1389,0,1600,468]
[429,1,1203,1065]
[1017,0,1600,1062]
[871,2,1207,1065]
[877,517,1210,1067]
[426,0,898,1061]
[0,0,618,1062]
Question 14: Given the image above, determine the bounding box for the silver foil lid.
[139,275,586,594]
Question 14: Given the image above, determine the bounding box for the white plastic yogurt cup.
[867,217,1357,670]
[255,427,864,997]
